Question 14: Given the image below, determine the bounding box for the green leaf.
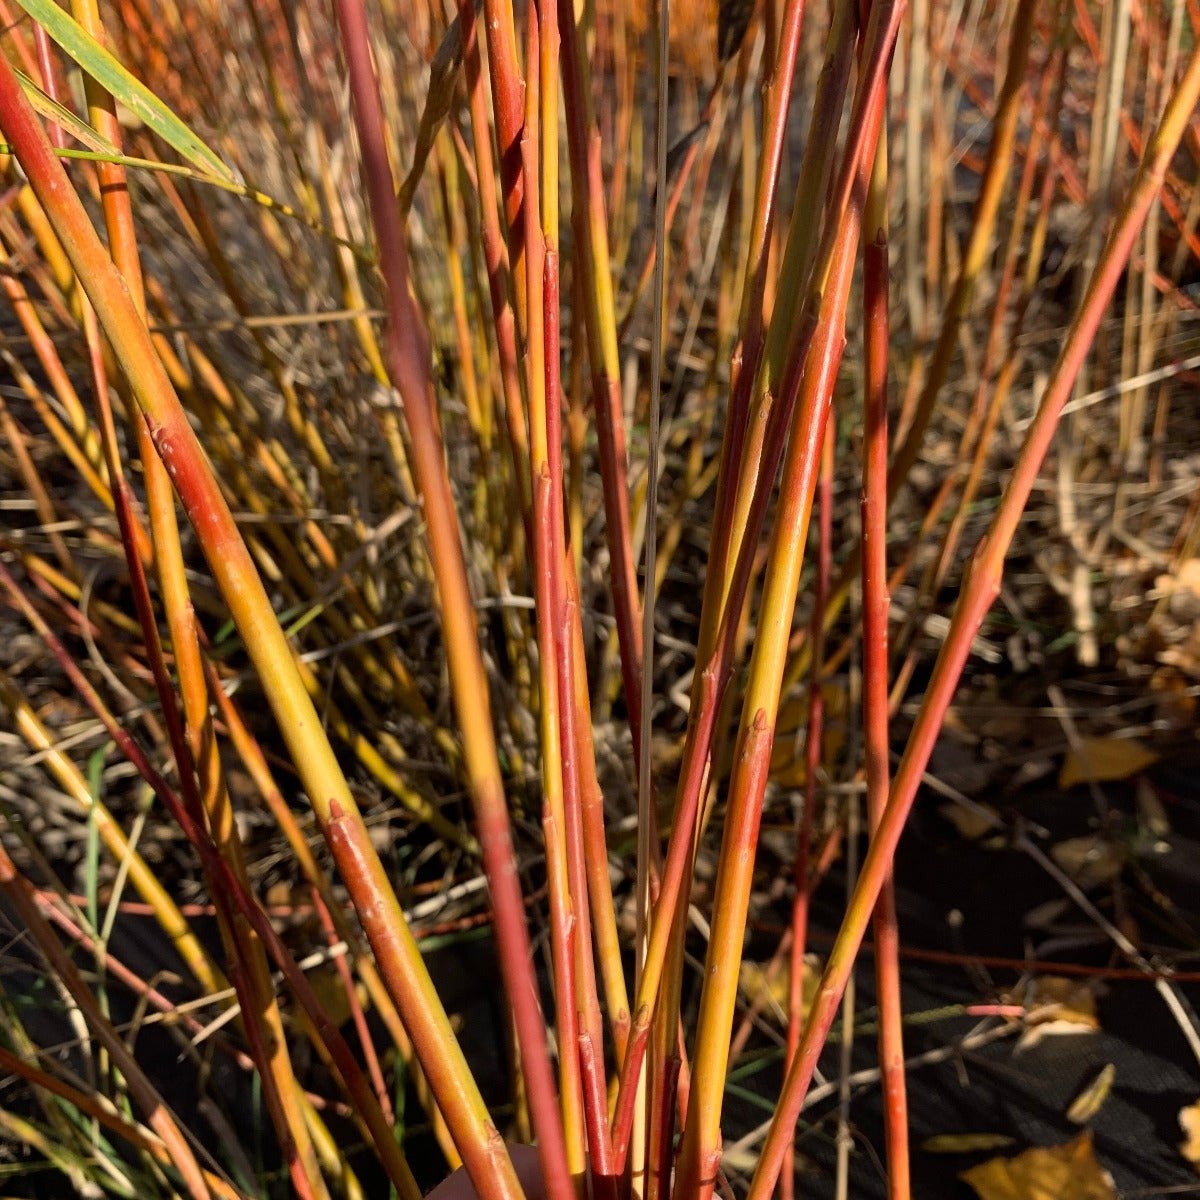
[12,0,237,185]
[0,143,363,256]
[15,70,118,156]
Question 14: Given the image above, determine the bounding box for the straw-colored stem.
[539,19,613,1178]
[521,6,587,1175]
[0,49,513,1200]
[675,166,865,1200]
[74,5,327,1174]
[687,0,854,804]
[746,39,1200,1200]
[697,0,806,637]
[780,0,1041,695]
[887,0,1036,498]
[611,7,898,1138]
[558,0,645,751]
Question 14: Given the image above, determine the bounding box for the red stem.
[746,41,1200,1199]
[862,141,911,1200]
[331,5,570,1194]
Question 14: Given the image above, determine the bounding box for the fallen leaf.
[1059,737,1158,789]
[1051,835,1124,889]
[1015,976,1099,1051]
[923,1133,1016,1154]
[1149,664,1197,724]
[1023,897,1073,931]
[1067,1063,1115,1124]
[1179,1099,1200,1168]
[738,955,821,1017]
[1181,559,1200,595]
[1157,558,1200,600]
[771,685,848,786]
[265,880,296,908]
[306,963,369,1029]
[1026,975,1098,1019]
[940,801,1002,840]
[961,1132,1116,1200]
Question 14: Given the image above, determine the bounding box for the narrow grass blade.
[12,0,238,184]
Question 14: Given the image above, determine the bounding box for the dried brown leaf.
[1059,737,1158,789]
[1050,835,1124,889]
[961,1132,1116,1200]
[940,801,1002,841]
[1015,976,1099,1050]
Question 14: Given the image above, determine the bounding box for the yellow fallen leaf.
[775,684,848,736]
[738,955,821,1017]
[1179,1098,1200,1167]
[306,962,369,1029]
[771,685,848,786]
[1059,737,1158,789]
[961,1132,1116,1200]
[1067,1063,1115,1124]
[923,1133,1016,1154]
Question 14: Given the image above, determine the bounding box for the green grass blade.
[15,70,118,155]
[13,0,238,184]
[0,142,363,254]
